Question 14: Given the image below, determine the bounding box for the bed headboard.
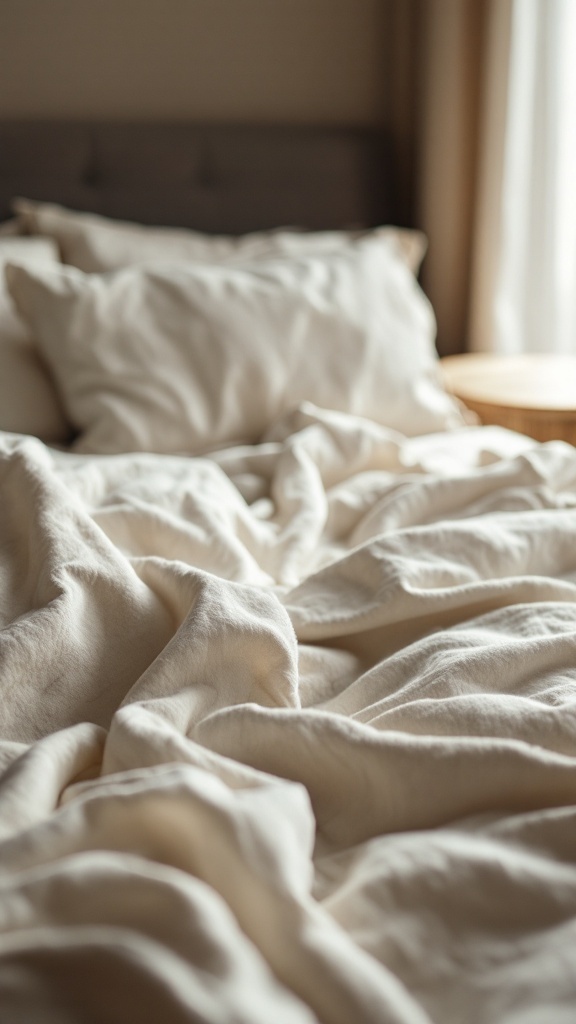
[0,121,395,233]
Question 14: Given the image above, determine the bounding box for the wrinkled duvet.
[2,404,576,1023]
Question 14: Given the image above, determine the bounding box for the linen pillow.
[0,238,71,443]
[12,198,425,275]
[6,235,466,456]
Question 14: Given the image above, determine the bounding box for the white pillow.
[12,198,426,275]
[6,235,465,456]
[0,237,71,443]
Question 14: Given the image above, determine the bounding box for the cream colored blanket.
[2,406,576,1023]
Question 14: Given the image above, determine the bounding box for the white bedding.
[2,407,576,1023]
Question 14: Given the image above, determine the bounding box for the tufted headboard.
[0,121,395,234]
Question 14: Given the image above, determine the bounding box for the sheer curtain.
[469,0,576,354]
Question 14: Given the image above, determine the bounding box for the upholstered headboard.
[0,121,395,233]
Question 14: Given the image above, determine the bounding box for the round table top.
[440,353,576,413]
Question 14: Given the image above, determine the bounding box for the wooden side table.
[440,353,576,444]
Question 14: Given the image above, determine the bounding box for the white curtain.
[469,0,576,354]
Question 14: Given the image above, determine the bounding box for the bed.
[1,121,576,1024]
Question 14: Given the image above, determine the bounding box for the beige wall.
[0,0,390,125]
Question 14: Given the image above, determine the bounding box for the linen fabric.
[13,197,426,274]
[0,237,70,443]
[1,412,576,1023]
[6,236,465,455]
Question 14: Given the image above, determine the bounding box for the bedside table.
[440,353,576,444]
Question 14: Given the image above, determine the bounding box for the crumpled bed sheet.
[2,404,576,1023]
